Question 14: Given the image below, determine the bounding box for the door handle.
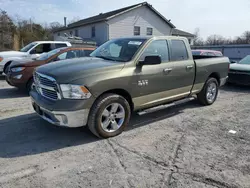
[186,65,194,70]
[163,68,172,74]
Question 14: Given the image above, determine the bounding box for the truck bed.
[193,56,229,92]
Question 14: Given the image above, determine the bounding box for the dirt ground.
[0,76,250,188]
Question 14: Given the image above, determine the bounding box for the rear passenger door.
[167,39,195,96]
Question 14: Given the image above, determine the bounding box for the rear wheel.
[87,94,131,138]
[197,77,219,105]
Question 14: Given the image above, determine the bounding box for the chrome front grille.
[34,72,61,100]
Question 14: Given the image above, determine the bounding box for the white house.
[53,2,194,45]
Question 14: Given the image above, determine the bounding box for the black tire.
[26,78,34,94]
[197,77,219,105]
[87,93,131,138]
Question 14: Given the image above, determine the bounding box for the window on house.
[134,26,140,36]
[170,40,189,61]
[147,27,153,35]
[91,26,95,38]
[75,29,78,37]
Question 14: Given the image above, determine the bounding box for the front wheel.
[87,94,131,138]
[197,77,219,105]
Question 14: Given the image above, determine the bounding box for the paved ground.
[0,76,250,188]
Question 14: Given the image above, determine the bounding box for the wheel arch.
[96,88,134,111]
[3,61,12,73]
[208,72,220,85]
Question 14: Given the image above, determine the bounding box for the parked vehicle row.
[228,55,250,85]
[5,46,96,92]
[0,41,72,74]
[29,36,230,138]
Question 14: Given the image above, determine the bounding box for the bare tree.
[49,22,63,30]
[0,10,15,50]
[193,28,204,46]
[206,35,226,45]
[242,31,250,44]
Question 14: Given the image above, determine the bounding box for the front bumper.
[30,89,94,128]
[31,99,89,127]
[228,73,250,85]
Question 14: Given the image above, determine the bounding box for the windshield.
[90,38,147,62]
[37,48,61,60]
[20,42,37,52]
[238,55,250,65]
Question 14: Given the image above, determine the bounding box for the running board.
[137,97,196,116]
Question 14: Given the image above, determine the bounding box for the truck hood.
[0,51,28,58]
[36,57,125,83]
[230,63,250,71]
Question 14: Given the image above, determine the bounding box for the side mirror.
[139,55,161,66]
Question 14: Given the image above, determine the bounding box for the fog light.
[14,74,22,79]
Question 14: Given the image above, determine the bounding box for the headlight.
[11,67,25,72]
[60,84,91,99]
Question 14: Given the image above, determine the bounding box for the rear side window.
[55,43,67,48]
[170,40,188,61]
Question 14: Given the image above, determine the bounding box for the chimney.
[64,17,67,27]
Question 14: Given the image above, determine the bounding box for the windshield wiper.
[95,56,116,61]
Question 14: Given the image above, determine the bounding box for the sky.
[1,0,250,39]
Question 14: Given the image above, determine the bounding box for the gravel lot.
[0,76,250,188]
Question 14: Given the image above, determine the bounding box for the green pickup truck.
[30,36,229,138]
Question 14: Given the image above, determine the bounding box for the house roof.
[54,2,175,32]
[172,29,195,37]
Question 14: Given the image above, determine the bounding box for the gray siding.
[54,22,108,45]
[107,6,172,39]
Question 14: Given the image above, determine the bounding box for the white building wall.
[107,6,172,39]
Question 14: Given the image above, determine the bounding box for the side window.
[207,52,215,56]
[170,40,188,61]
[75,50,94,57]
[109,43,122,57]
[83,50,93,57]
[57,51,77,60]
[32,43,51,54]
[57,52,67,60]
[140,40,169,62]
[55,43,67,48]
